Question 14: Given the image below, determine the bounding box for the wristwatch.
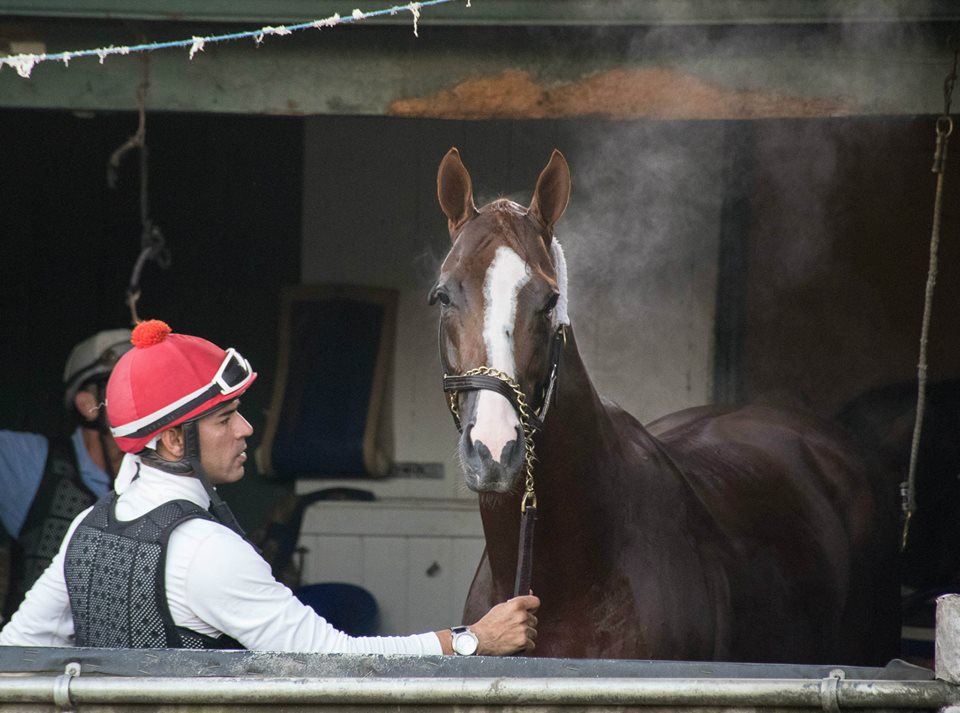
[451,625,479,656]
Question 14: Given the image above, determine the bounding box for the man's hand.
[469,594,539,655]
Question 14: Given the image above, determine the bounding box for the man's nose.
[236,413,254,437]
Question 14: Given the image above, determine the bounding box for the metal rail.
[0,595,957,710]
[0,674,957,708]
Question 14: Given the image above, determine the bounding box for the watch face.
[453,629,478,655]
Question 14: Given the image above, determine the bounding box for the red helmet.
[107,320,257,454]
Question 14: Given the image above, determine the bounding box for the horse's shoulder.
[649,403,849,454]
[645,403,879,526]
[645,404,737,438]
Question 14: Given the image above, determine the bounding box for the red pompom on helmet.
[107,320,257,454]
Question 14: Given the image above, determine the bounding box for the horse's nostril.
[472,439,493,466]
[500,439,516,465]
[463,423,476,447]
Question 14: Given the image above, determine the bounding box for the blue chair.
[256,284,398,480]
[296,582,380,636]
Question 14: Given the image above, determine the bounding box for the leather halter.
[438,320,566,597]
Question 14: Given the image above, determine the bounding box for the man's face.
[197,399,254,485]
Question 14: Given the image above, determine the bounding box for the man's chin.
[210,467,246,486]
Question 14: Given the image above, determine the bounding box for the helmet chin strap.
[180,419,249,540]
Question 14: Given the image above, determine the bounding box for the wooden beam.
[0,20,953,117]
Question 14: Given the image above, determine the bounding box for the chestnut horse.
[432,147,900,664]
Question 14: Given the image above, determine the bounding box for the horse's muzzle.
[460,422,525,492]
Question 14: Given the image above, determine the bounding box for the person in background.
[0,320,538,656]
[0,329,131,622]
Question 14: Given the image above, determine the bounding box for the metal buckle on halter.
[520,490,538,513]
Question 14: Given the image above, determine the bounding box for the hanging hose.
[107,52,171,326]
[901,45,958,551]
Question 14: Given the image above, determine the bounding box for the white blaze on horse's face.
[471,246,531,464]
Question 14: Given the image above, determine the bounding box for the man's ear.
[74,390,100,424]
[158,427,185,459]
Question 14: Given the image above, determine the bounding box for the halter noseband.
[439,324,565,429]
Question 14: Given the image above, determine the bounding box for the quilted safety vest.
[64,493,241,649]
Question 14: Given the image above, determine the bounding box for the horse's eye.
[543,292,559,314]
[429,287,451,307]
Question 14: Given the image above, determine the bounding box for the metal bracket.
[820,668,845,713]
[53,661,81,712]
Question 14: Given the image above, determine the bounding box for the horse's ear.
[528,150,571,241]
[437,147,478,239]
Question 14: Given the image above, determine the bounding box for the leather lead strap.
[512,505,537,597]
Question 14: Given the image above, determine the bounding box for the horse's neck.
[478,327,668,589]
[540,328,611,463]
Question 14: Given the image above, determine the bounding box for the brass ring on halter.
[521,491,538,512]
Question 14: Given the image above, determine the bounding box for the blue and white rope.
[1,0,462,79]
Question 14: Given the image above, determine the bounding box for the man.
[0,329,131,621]
[0,320,538,655]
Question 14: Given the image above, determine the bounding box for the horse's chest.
[533,547,724,659]
[537,582,638,658]
[535,570,676,658]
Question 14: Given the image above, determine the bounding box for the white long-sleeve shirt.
[0,460,442,655]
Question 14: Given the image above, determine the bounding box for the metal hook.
[932,116,954,174]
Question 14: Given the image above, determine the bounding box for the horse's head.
[432,147,571,495]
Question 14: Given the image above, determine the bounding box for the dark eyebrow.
[215,400,241,418]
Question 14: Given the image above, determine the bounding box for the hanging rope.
[108,53,170,326]
[901,43,958,551]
